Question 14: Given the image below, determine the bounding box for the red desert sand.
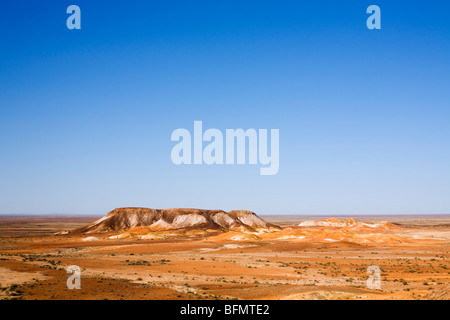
[0,208,449,300]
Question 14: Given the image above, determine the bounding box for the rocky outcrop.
[71,207,280,234]
[298,218,396,229]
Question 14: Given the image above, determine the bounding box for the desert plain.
[0,212,449,300]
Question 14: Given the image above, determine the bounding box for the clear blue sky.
[1,1,449,215]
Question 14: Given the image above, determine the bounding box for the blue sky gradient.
[1,1,449,215]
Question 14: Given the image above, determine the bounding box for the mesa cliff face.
[71,207,280,234]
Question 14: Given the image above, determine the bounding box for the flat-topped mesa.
[71,207,280,234]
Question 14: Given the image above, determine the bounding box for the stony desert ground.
[0,214,449,300]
